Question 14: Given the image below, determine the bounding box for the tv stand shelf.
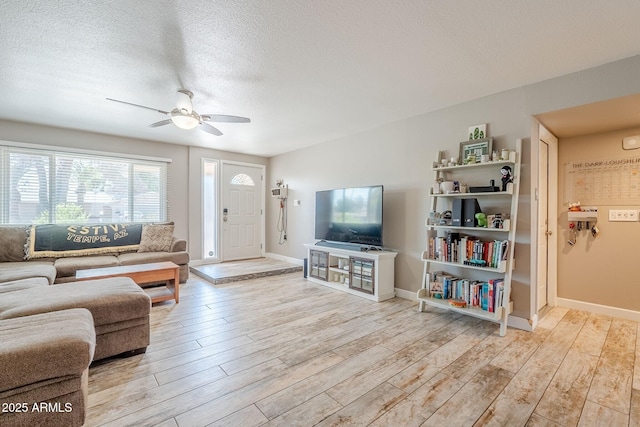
[304,243,397,302]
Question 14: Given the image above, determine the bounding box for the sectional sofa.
[0,223,190,426]
[0,224,189,288]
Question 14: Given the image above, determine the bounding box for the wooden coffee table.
[76,261,179,304]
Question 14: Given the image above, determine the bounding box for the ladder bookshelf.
[417,138,522,336]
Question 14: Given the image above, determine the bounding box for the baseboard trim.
[264,253,304,266]
[556,298,640,322]
[394,288,417,301]
[507,315,533,332]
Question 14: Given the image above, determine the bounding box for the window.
[230,173,255,186]
[202,159,218,260]
[0,144,168,225]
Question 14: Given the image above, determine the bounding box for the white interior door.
[221,163,264,261]
[538,124,559,310]
[537,141,549,310]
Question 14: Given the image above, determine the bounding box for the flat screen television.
[315,185,383,247]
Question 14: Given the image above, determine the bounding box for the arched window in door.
[230,173,255,186]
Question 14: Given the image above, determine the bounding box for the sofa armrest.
[171,238,187,252]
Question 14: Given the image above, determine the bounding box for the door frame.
[537,138,550,311]
[220,160,266,262]
[530,119,559,327]
[201,157,220,264]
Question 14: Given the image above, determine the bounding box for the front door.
[221,163,264,261]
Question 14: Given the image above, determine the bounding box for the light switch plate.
[609,209,640,221]
[623,135,640,150]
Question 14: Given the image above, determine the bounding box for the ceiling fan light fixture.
[107,90,249,136]
[170,109,200,130]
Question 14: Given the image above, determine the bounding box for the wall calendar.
[564,156,640,205]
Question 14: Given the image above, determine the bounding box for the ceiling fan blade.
[200,122,223,136]
[148,119,173,128]
[175,90,193,114]
[201,114,251,123]
[106,98,169,115]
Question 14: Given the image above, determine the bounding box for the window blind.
[0,144,168,225]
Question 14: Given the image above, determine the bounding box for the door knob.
[545,230,553,236]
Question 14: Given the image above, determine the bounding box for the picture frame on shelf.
[460,138,492,164]
[468,123,487,140]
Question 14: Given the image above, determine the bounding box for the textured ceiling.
[1,1,640,157]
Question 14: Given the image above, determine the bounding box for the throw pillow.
[0,226,29,262]
[138,223,174,252]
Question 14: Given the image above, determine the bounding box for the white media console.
[304,243,397,302]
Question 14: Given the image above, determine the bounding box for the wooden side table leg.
[173,267,180,303]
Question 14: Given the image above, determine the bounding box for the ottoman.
[0,309,95,427]
[0,277,151,360]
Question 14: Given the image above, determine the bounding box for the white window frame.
[0,140,170,225]
[202,158,219,262]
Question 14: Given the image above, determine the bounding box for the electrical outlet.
[609,209,640,222]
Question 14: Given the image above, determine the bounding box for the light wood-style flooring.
[87,273,640,426]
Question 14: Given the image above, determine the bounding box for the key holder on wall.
[567,203,599,246]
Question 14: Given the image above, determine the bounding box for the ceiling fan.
[106,89,250,136]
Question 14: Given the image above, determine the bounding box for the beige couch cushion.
[54,255,119,278]
[0,277,150,327]
[0,308,95,393]
[0,277,49,293]
[118,251,189,267]
[0,262,57,285]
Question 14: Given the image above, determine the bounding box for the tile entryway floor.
[190,257,302,284]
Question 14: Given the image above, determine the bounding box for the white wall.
[267,54,640,321]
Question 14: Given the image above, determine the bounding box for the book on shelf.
[427,271,504,313]
[480,282,489,311]
[459,237,468,263]
[426,235,509,271]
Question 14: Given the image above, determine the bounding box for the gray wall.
[267,54,640,320]
[266,91,531,316]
